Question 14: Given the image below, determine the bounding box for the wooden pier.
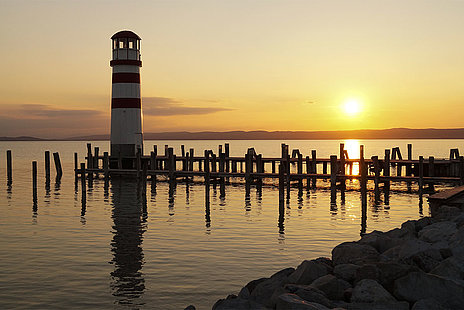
[73,143,464,199]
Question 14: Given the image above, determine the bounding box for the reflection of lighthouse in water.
[110,178,147,306]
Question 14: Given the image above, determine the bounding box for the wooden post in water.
[181,145,185,157]
[87,143,92,169]
[419,156,424,194]
[323,162,328,175]
[73,152,77,179]
[53,152,63,179]
[204,150,211,192]
[6,150,12,183]
[32,161,37,190]
[330,155,337,190]
[189,148,194,171]
[167,147,174,182]
[272,160,276,174]
[219,152,226,196]
[245,151,252,191]
[372,156,380,198]
[103,152,109,180]
[256,154,263,189]
[225,143,230,174]
[305,156,311,191]
[339,143,346,191]
[153,145,158,169]
[279,163,285,205]
[297,153,303,194]
[45,151,51,180]
[311,150,317,188]
[94,147,99,169]
[384,149,391,191]
[360,145,367,193]
[80,162,86,197]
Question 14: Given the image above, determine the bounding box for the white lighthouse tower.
[110,30,143,160]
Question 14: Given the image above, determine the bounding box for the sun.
[343,99,361,116]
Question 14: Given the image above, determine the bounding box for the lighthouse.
[110,30,143,161]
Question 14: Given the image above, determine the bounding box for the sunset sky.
[1,0,463,138]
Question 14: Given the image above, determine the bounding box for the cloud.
[142,97,233,116]
[0,104,108,138]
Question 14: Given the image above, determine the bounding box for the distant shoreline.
[3,128,464,141]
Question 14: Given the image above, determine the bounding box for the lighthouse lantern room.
[110,30,143,164]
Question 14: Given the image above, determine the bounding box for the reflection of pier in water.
[109,178,147,306]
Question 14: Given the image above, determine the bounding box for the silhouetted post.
[372,156,380,198]
[73,152,77,179]
[339,143,345,191]
[419,156,424,194]
[286,153,291,200]
[256,154,263,190]
[460,156,464,185]
[305,156,311,190]
[6,150,12,183]
[225,143,230,175]
[211,153,217,173]
[32,161,37,190]
[204,150,211,192]
[311,150,317,188]
[53,152,63,179]
[330,155,337,189]
[297,153,303,194]
[360,145,367,193]
[323,161,328,175]
[219,152,226,197]
[384,149,391,192]
[167,147,175,182]
[279,163,285,204]
[80,163,86,189]
[103,152,109,180]
[189,148,194,171]
[181,145,185,158]
[150,151,155,172]
[43,151,51,181]
[86,143,92,169]
[245,151,252,195]
[94,147,99,169]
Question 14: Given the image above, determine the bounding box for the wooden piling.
[204,150,211,188]
[45,151,51,180]
[311,150,317,188]
[297,153,303,193]
[279,163,285,204]
[80,162,86,192]
[372,156,380,196]
[53,152,63,178]
[32,161,37,190]
[305,156,311,190]
[6,150,12,182]
[103,152,109,179]
[73,152,77,179]
[419,156,424,194]
[189,148,194,171]
[167,147,175,181]
[225,143,230,174]
[181,145,185,157]
[330,155,337,190]
[94,147,99,169]
[339,143,345,191]
[86,143,92,169]
[256,154,263,189]
[219,152,226,196]
[360,145,367,192]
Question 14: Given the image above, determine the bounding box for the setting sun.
[343,99,362,116]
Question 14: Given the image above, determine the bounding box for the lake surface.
[1,139,463,309]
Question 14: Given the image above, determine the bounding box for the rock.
[453,213,464,228]
[375,262,417,293]
[401,220,417,234]
[288,260,332,285]
[398,239,443,272]
[310,274,350,300]
[359,231,403,254]
[354,264,379,283]
[415,217,433,231]
[384,227,414,239]
[418,221,457,243]
[251,277,289,308]
[284,284,333,308]
[430,256,464,284]
[412,298,451,310]
[332,242,379,266]
[435,206,462,221]
[334,264,360,283]
[351,279,396,303]
[393,272,464,309]
[346,301,409,310]
[314,257,333,268]
[449,226,464,258]
[271,268,296,281]
[213,295,269,310]
[379,245,401,262]
[184,306,196,310]
[239,277,268,298]
[276,294,330,310]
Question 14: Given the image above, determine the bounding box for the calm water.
[0,139,463,309]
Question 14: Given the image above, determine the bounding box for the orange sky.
[1,0,463,138]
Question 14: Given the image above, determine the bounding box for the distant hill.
[3,128,464,141]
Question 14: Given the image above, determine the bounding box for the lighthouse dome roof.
[111,30,141,40]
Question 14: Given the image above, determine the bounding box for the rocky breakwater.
[210,205,464,310]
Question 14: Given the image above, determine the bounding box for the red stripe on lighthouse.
[112,98,141,109]
[112,73,140,83]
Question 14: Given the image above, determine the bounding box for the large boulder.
[359,231,403,254]
[393,272,464,309]
[239,277,268,298]
[212,295,269,310]
[375,262,417,293]
[276,294,330,310]
[351,279,396,303]
[283,284,333,308]
[354,264,379,283]
[430,256,464,284]
[332,242,379,266]
[418,221,457,244]
[287,260,332,285]
[346,301,409,310]
[333,264,360,283]
[251,277,289,308]
[411,298,451,310]
[397,239,443,272]
[310,274,350,300]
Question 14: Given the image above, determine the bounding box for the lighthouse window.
[129,41,134,49]
[119,41,125,49]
